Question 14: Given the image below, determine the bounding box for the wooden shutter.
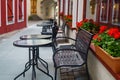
[7,0,13,21]
[19,0,23,19]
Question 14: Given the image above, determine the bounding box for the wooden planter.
[95,46,120,73]
[66,22,72,28]
[90,43,95,51]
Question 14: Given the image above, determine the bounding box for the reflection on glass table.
[20,34,51,40]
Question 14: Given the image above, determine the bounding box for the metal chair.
[52,22,71,52]
[41,21,57,36]
[52,28,93,80]
[41,24,53,35]
[57,21,67,37]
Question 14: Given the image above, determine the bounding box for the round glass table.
[20,34,51,40]
[13,39,53,80]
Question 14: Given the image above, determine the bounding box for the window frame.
[99,0,110,23]
[96,0,120,27]
[6,0,15,25]
[111,0,120,25]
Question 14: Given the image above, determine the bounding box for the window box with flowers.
[64,15,72,28]
[76,19,100,50]
[59,12,64,19]
[93,26,120,73]
[76,19,100,34]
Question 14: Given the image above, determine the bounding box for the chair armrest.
[52,37,76,50]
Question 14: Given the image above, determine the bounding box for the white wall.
[77,0,83,22]
[60,0,63,13]
[27,0,31,17]
[48,4,55,19]
[88,50,116,80]
[37,0,42,18]
[64,0,68,15]
[72,0,77,28]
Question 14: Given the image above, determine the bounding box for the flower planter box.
[95,46,120,73]
[66,22,72,28]
[90,43,95,51]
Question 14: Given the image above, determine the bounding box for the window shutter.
[19,0,23,19]
[7,0,13,21]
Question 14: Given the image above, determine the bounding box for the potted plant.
[76,19,100,34]
[59,12,64,19]
[64,15,72,28]
[92,26,120,73]
[76,19,100,50]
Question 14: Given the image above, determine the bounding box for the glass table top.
[13,39,52,47]
[20,34,51,40]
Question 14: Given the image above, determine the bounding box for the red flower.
[99,26,107,33]
[76,21,83,28]
[93,34,101,41]
[83,19,88,22]
[113,32,120,39]
[93,34,99,39]
[66,15,72,20]
[89,19,94,23]
[107,28,119,37]
[97,37,101,42]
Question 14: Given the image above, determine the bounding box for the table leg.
[14,47,53,80]
[38,57,49,73]
[31,47,37,80]
[36,47,49,73]
[36,64,53,80]
[14,48,32,80]
[24,48,32,77]
[36,47,53,80]
[14,64,31,80]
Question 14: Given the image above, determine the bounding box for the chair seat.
[59,45,76,49]
[54,50,84,67]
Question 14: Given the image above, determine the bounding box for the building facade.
[59,0,120,28]
[0,0,27,34]
[27,0,57,20]
[59,0,120,80]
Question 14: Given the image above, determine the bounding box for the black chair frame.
[53,28,93,80]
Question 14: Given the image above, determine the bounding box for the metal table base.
[14,47,53,80]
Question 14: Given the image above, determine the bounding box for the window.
[6,0,15,25]
[18,0,24,22]
[112,0,120,25]
[96,0,120,26]
[100,0,109,23]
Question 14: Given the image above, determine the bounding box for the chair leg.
[86,64,90,80]
[54,68,57,80]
